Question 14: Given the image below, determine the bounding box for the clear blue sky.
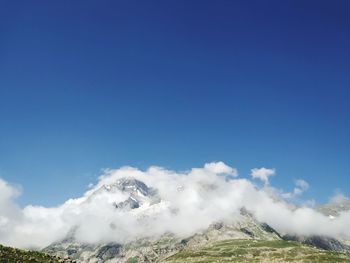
[0,0,349,206]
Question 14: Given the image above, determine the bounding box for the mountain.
[86,177,160,209]
[43,208,281,262]
[316,197,350,218]
[164,239,350,263]
[39,177,350,263]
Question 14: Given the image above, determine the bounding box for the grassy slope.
[3,240,350,263]
[0,244,71,263]
[163,239,350,263]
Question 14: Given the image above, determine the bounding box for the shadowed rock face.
[283,234,350,253]
[260,223,282,239]
[239,227,255,237]
[67,248,78,256]
[96,244,121,260]
[115,197,140,210]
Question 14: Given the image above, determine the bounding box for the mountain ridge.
[41,177,350,262]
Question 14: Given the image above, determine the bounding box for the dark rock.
[260,223,282,238]
[283,235,350,253]
[115,197,140,210]
[67,248,77,256]
[212,222,224,230]
[240,227,255,238]
[239,207,251,216]
[96,244,122,260]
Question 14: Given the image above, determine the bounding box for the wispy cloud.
[250,167,275,185]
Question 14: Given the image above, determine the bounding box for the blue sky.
[0,0,349,206]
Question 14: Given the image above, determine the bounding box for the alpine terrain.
[38,177,350,263]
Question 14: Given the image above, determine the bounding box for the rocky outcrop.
[283,234,350,253]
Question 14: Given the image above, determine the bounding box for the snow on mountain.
[43,177,350,263]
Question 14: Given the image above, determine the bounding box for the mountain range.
[35,177,350,263]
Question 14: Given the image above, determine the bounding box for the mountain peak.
[113,177,151,197]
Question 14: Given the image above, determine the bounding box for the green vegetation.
[0,244,73,263]
[2,240,350,263]
[164,239,350,263]
[127,256,139,263]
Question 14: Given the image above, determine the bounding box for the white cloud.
[251,167,275,185]
[203,161,238,176]
[0,179,23,244]
[281,179,309,199]
[294,179,309,195]
[0,162,349,249]
[329,191,350,204]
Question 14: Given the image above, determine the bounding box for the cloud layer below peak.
[0,162,349,249]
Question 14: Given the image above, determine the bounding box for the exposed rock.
[115,197,140,210]
[240,227,255,237]
[96,244,122,260]
[260,223,282,238]
[283,234,350,253]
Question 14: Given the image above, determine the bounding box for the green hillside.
[163,239,350,263]
[2,240,350,263]
[0,244,74,263]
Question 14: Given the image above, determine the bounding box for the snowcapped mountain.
[43,177,350,263]
[87,177,161,210]
[43,177,279,262]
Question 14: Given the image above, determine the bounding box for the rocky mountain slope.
[39,177,350,263]
[43,209,281,262]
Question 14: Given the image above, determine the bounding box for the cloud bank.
[0,162,349,249]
